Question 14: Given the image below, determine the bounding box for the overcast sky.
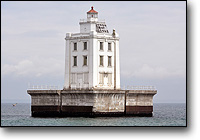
[1,1,186,103]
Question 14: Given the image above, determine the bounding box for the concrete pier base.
[27,89,156,117]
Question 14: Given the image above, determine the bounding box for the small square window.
[100,42,103,50]
[84,42,87,50]
[74,43,77,51]
[108,43,111,51]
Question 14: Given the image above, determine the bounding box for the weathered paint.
[93,93,124,113]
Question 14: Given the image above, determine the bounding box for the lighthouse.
[64,6,120,90]
[27,6,157,118]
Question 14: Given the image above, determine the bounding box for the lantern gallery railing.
[121,86,157,90]
[79,19,105,23]
[28,85,59,90]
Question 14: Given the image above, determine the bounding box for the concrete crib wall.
[31,94,60,106]
[93,93,125,113]
[125,90,156,116]
[28,90,61,117]
[27,89,156,117]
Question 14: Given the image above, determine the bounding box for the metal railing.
[79,19,105,23]
[121,86,156,90]
[28,85,59,90]
[28,85,156,90]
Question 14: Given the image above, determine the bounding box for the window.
[74,43,77,51]
[99,73,104,84]
[100,56,104,66]
[71,73,76,84]
[108,43,111,51]
[84,42,87,50]
[83,73,89,84]
[73,56,77,66]
[83,56,87,66]
[108,56,112,67]
[100,42,103,50]
[108,73,112,85]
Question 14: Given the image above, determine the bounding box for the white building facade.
[64,7,120,90]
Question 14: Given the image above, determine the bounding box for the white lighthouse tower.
[64,6,120,90]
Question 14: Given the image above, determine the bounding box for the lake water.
[1,103,186,126]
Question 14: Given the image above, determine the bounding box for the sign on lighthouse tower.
[64,7,120,90]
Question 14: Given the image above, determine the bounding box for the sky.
[1,1,186,103]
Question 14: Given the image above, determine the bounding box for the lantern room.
[87,6,98,22]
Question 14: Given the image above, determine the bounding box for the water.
[1,103,186,126]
